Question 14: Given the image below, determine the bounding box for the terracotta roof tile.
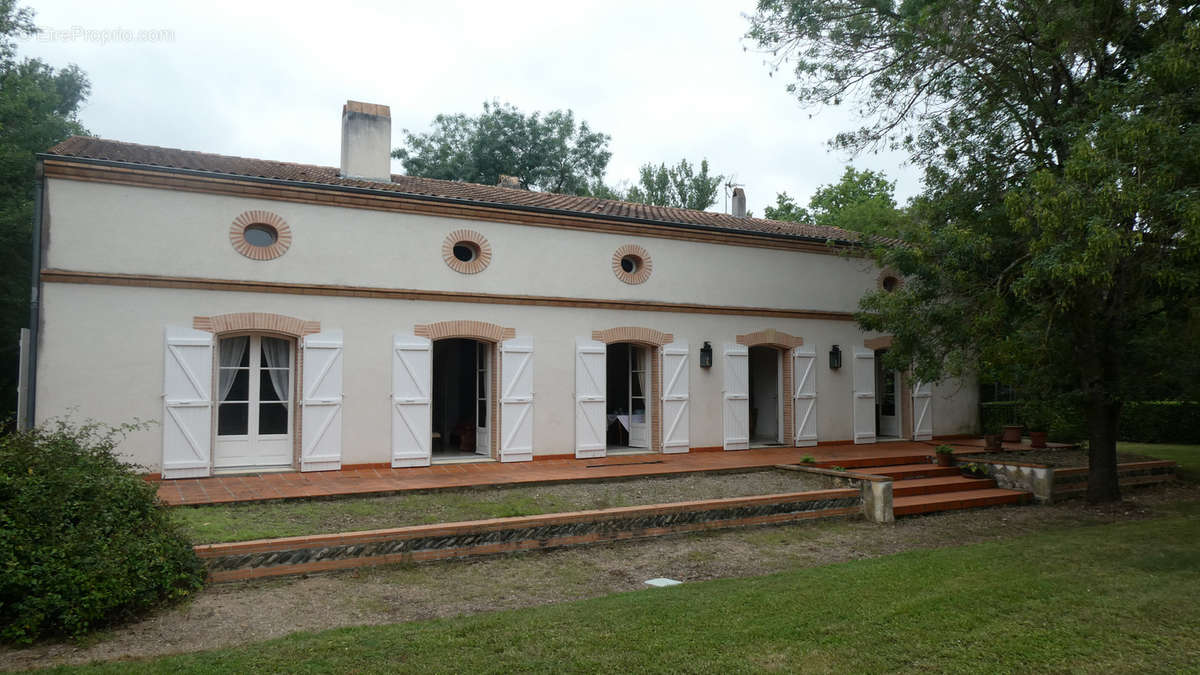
[44,136,864,245]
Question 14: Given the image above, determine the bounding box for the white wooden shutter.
[500,336,535,463]
[391,333,432,468]
[661,340,690,454]
[912,379,933,441]
[853,348,876,444]
[162,326,213,479]
[792,346,818,447]
[301,330,343,472]
[575,337,606,458]
[723,344,749,451]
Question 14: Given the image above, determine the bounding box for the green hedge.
[0,421,205,644]
[980,401,1200,444]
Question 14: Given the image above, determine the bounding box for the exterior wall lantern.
[699,341,713,369]
[829,345,842,370]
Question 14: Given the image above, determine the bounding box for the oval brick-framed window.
[442,229,492,274]
[230,210,292,260]
[612,244,652,285]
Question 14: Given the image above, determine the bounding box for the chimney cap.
[343,100,391,118]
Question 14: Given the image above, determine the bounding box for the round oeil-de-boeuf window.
[442,230,492,274]
[230,210,292,260]
[612,244,652,284]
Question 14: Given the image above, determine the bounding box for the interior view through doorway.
[431,338,491,463]
[215,334,294,472]
[748,346,783,447]
[875,348,901,440]
[606,342,651,454]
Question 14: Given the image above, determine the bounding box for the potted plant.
[1001,423,1024,444]
[984,427,1003,451]
[1020,402,1051,448]
[960,462,990,479]
[934,444,956,467]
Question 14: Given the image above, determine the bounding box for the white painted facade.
[32,151,978,475]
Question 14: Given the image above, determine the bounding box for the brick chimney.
[340,100,391,182]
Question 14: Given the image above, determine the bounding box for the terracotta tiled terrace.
[154,438,1052,507]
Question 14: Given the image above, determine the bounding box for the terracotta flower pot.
[1029,431,1048,448]
[984,434,1002,451]
[936,452,955,467]
[1002,425,1024,444]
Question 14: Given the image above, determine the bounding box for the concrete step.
[891,475,997,497]
[893,488,1031,517]
[859,463,961,480]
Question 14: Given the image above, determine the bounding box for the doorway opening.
[214,334,294,472]
[748,346,783,447]
[432,338,492,463]
[605,342,652,454]
[875,349,901,440]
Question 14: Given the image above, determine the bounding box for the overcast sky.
[20,0,922,215]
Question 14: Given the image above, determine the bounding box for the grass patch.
[58,510,1200,673]
[1118,442,1200,482]
[172,470,828,544]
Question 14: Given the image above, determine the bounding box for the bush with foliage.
[981,400,1200,445]
[0,420,204,644]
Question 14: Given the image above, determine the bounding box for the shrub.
[982,400,1200,444]
[800,454,816,464]
[0,420,205,644]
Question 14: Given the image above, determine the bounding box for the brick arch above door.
[591,326,673,346]
[193,312,320,337]
[736,328,804,349]
[415,320,516,343]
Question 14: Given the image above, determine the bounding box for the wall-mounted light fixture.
[829,345,842,370]
[700,341,713,368]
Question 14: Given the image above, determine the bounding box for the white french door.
[214,335,294,470]
[628,345,650,448]
[475,341,490,456]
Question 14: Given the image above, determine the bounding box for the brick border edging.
[957,458,1177,503]
[774,463,894,523]
[196,488,861,581]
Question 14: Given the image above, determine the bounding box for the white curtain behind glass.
[218,336,248,402]
[261,337,290,402]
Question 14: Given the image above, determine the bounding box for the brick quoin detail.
[591,326,673,346]
[193,312,320,336]
[737,329,806,447]
[229,210,292,260]
[413,320,513,456]
[612,244,653,284]
[442,230,492,274]
[414,320,515,342]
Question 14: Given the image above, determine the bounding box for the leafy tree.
[393,100,611,195]
[764,191,808,222]
[625,158,723,211]
[766,167,906,235]
[748,0,1200,502]
[0,0,89,419]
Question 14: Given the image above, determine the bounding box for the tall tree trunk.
[1086,397,1121,503]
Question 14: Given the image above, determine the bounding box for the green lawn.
[1119,442,1200,481]
[58,506,1200,673]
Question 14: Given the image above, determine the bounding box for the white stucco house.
[22,100,977,478]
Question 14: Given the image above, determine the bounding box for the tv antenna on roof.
[723,177,743,215]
